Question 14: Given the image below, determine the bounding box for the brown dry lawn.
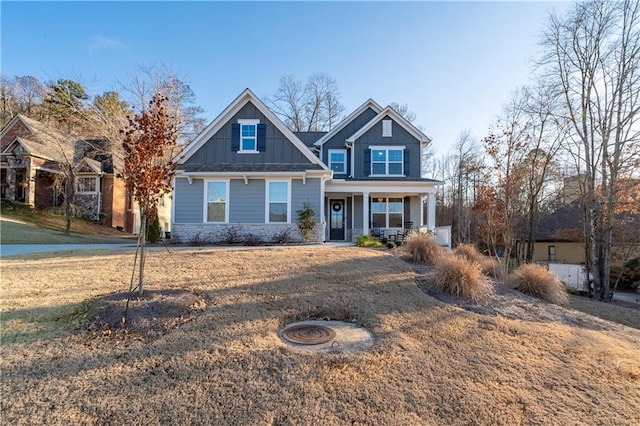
[1,246,639,425]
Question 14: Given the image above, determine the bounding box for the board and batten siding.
[174,177,204,223]
[229,179,265,223]
[185,101,313,166]
[353,116,421,179]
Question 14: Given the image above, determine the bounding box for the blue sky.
[1,1,571,156]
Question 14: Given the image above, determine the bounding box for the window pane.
[372,150,386,162]
[207,182,226,202]
[372,213,386,228]
[388,150,403,162]
[269,203,287,222]
[389,198,403,213]
[330,152,344,162]
[241,138,255,151]
[241,124,255,137]
[207,203,225,222]
[372,163,386,175]
[388,163,402,175]
[389,213,403,228]
[371,199,386,213]
[269,182,288,202]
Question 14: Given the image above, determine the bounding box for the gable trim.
[346,107,432,145]
[0,115,26,139]
[177,88,329,171]
[313,99,383,147]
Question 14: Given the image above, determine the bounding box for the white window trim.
[203,179,230,223]
[238,119,260,153]
[76,176,99,194]
[265,179,291,224]
[370,196,404,229]
[369,146,405,177]
[328,149,347,174]
[382,119,392,137]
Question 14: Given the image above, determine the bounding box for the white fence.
[548,263,588,291]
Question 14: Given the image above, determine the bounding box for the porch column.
[362,191,370,236]
[427,192,436,231]
[26,161,36,206]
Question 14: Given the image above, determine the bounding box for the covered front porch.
[324,180,437,242]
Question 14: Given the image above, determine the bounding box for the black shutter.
[364,148,371,176]
[403,148,410,176]
[231,123,240,152]
[257,123,266,152]
[346,149,351,176]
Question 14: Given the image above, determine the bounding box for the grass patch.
[428,254,494,301]
[401,232,445,265]
[508,264,569,306]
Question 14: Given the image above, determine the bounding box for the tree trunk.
[64,177,74,234]
[138,208,147,296]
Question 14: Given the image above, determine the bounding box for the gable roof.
[75,157,103,174]
[177,88,329,171]
[313,99,383,147]
[294,131,327,148]
[346,106,432,145]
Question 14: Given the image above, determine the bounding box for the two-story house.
[171,89,441,243]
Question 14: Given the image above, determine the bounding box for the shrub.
[479,257,504,280]
[243,233,264,246]
[453,244,504,279]
[296,202,317,242]
[221,225,241,244]
[146,215,162,244]
[401,232,445,265]
[395,241,402,247]
[452,243,483,263]
[355,235,384,248]
[385,242,395,249]
[508,264,568,306]
[381,237,388,245]
[428,255,494,301]
[189,232,205,246]
[272,228,292,244]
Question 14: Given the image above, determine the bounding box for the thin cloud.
[88,36,129,52]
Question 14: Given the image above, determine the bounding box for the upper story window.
[371,147,404,176]
[206,181,228,222]
[382,120,392,137]
[76,176,98,193]
[328,149,347,174]
[238,119,260,152]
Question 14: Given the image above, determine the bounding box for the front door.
[329,199,345,240]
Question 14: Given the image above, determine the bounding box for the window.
[548,246,556,262]
[382,119,392,137]
[328,149,347,174]
[267,181,289,223]
[206,181,227,222]
[370,147,404,176]
[76,177,97,193]
[238,119,260,152]
[371,197,404,228]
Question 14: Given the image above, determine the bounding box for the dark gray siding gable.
[353,115,422,179]
[229,179,265,223]
[185,101,314,167]
[174,178,204,223]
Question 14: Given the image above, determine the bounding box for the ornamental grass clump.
[453,243,503,280]
[428,255,494,301]
[402,232,446,265]
[508,264,568,306]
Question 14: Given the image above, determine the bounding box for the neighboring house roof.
[313,99,383,147]
[346,106,432,145]
[536,201,584,241]
[2,136,76,164]
[177,88,330,171]
[294,131,327,148]
[75,157,102,174]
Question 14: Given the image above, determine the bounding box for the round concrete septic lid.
[279,320,374,353]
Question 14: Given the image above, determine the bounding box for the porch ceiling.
[325,180,437,195]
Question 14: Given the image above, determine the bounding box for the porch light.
[20,180,29,188]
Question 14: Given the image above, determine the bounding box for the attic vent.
[382,120,392,137]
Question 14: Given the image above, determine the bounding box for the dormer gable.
[313,99,383,147]
[177,89,328,171]
[346,106,431,146]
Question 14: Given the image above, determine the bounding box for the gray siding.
[322,107,378,177]
[174,177,203,223]
[292,178,321,219]
[185,101,313,166]
[353,195,363,229]
[229,179,265,223]
[353,115,422,179]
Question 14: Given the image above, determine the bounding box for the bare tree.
[267,73,345,132]
[389,102,416,123]
[0,75,47,126]
[540,0,640,299]
[120,93,177,297]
